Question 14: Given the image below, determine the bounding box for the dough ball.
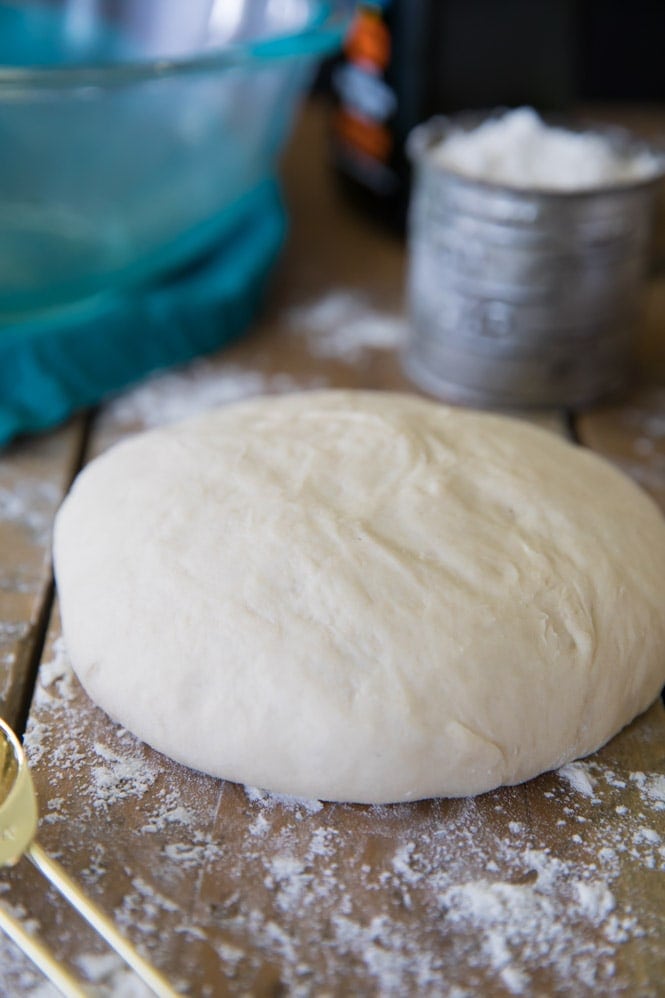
[53,391,665,803]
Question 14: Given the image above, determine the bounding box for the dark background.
[319,0,665,110]
[421,0,665,111]
[321,0,665,224]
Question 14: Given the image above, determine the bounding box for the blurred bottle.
[330,0,429,229]
[329,0,577,230]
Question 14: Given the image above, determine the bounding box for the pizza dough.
[53,391,665,803]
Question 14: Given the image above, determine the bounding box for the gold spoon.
[0,717,179,997]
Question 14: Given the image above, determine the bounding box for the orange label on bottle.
[344,8,391,71]
[334,108,393,162]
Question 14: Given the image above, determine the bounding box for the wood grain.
[576,278,665,511]
[0,419,86,731]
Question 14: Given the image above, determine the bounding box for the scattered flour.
[102,360,319,431]
[558,762,598,799]
[286,291,407,361]
[140,798,197,835]
[0,478,61,545]
[244,785,324,815]
[38,636,73,689]
[75,952,153,997]
[89,289,407,434]
[90,742,160,810]
[433,107,661,190]
[0,620,29,644]
[3,625,663,998]
[629,771,665,809]
[608,393,665,502]
[162,836,222,870]
[3,614,664,997]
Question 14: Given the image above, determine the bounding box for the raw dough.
[53,391,665,803]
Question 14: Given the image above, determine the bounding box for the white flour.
[244,785,324,815]
[629,771,665,808]
[0,478,61,547]
[75,953,152,998]
[1,637,662,997]
[433,107,660,190]
[99,292,406,436]
[102,361,318,431]
[557,762,598,799]
[286,291,407,361]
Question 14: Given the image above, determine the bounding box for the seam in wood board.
[14,411,94,738]
[563,410,582,445]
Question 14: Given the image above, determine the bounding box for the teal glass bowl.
[0,0,348,320]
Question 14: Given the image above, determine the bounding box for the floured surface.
[0,420,85,727]
[1,616,664,996]
[285,290,407,360]
[577,386,665,507]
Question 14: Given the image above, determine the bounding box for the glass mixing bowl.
[0,0,349,319]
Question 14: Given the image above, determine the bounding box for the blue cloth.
[0,179,287,447]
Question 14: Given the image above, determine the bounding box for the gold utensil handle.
[27,841,180,998]
[0,901,88,998]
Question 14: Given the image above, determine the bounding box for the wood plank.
[0,419,86,731]
[575,274,665,510]
[576,384,665,510]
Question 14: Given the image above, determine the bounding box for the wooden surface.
[1,102,664,997]
[0,420,85,732]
